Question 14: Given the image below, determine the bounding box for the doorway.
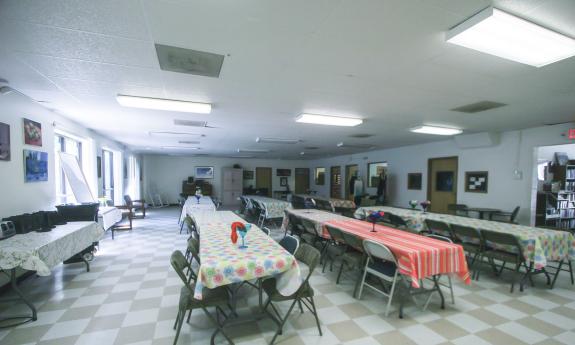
[345,164,358,200]
[294,168,310,194]
[255,167,272,197]
[102,149,114,202]
[330,166,342,199]
[427,157,458,214]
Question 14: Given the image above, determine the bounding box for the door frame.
[330,166,342,199]
[345,164,358,200]
[255,167,272,197]
[427,156,458,209]
[294,168,310,194]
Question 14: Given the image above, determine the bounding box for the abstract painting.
[0,122,9,161]
[195,166,214,179]
[23,118,42,146]
[24,149,48,182]
[465,171,488,193]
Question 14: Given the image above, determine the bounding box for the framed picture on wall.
[23,118,42,146]
[0,122,10,161]
[195,166,214,179]
[436,171,454,192]
[24,149,48,182]
[465,171,488,193]
[243,170,254,180]
[407,173,422,190]
[280,177,288,186]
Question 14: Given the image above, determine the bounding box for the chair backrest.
[325,225,346,244]
[279,235,299,254]
[187,236,201,264]
[451,223,481,243]
[510,206,520,223]
[262,227,271,236]
[388,213,407,227]
[424,219,452,238]
[480,229,522,250]
[314,199,334,213]
[295,243,321,282]
[124,195,133,206]
[363,239,397,265]
[170,250,194,293]
[341,231,364,252]
[291,195,306,209]
[301,218,319,236]
[424,233,453,243]
[184,215,197,233]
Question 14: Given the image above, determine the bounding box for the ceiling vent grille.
[451,101,507,113]
[155,44,224,78]
[174,119,208,127]
[349,133,374,138]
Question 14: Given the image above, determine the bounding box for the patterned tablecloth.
[356,206,575,269]
[0,221,104,276]
[179,196,216,223]
[244,195,292,219]
[282,208,352,238]
[325,219,471,288]
[192,211,301,300]
[296,195,356,209]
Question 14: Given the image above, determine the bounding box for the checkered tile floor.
[1,207,575,345]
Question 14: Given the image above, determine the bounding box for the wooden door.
[330,166,342,199]
[345,164,358,200]
[255,167,272,197]
[295,168,310,194]
[427,157,458,214]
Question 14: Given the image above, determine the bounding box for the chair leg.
[270,300,298,345]
[173,309,185,345]
[385,275,398,317]
[569,260,574,285]
[511,262,521,293]
[357,262,369,300]
[474,254,483,281]
[447,276,455,304]
[298,300,304,314]
[550,260,564,289]
[309,296,323,336]
[336,261,345,284]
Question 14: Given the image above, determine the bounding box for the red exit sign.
[570,129,575,139]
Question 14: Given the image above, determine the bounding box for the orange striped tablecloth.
[323,219,471,288]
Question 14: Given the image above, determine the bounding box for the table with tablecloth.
[282,208,352,238]
[192,211,301,300]
[98,206,123,230]
[243,195,292,219]
[179,196,217,223]
[356,206,575,270]
[295,194,356,210]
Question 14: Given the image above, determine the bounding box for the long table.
[179,196,216,223]
[0,221,104,327]
[243,195,292,219]
[295,194,356,209]
[190,211,301,300]
[356,206,575,270]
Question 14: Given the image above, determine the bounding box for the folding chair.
[279,235,299,255]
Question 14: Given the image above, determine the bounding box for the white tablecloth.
[0,221,104,276]
[179,196,216,223]
[98,206,122,230]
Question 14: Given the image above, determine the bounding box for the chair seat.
[461,242,481,254]
[326,244,346,257]
[179,285,229,309]
[483,248,520,263]
[367,259,397,276]
[301,233,316,244]
[262,278,314,301]
[342,250,363,266]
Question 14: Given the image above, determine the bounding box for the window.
[54,134,82,204]
[102,149,114,202]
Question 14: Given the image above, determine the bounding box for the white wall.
[142,155,308,203]
[305,123,575,225]
[0,91,126,219]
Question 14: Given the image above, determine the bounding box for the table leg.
[0,269,37,328]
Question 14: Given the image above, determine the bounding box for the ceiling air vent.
[451,101,507,113]
[349,133,374,138]
[174,119,208,127]
[178,141,200,145]
[304,146,319,150]
[155,44,224,78]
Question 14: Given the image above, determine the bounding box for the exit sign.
[570,129,575,139]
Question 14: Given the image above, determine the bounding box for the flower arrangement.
[194,187,202,203]
[366,211,385,232]
[409,200,418,209]
[231,221,251,248]
[420,200,431,212]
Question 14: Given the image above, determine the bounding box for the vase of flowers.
[409,200,418,209]
[367,211,385,232]
[195,187,202,204]
[420,200,431,213]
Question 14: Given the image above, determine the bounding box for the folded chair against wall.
[424,219,454,240]
[447,204,469,217]
[124,195,146,218]
[262,243,322,345]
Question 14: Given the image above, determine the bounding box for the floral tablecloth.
[0,221,104,276]
[324,219,471,288]
[179,196,216,223]
[244,195,292,219]
[193,211,301,299]
[282,208,352,238]
[296,195,356,209]
[356,206,575,269]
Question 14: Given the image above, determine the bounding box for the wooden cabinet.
[222,168,242,206]
[182,180,213,197]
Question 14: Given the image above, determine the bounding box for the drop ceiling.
[0,0,574,159]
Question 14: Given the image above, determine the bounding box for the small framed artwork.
[465,171,488,193]
[24,149,48,182]
[280,177,288,186]
[407,173,422,190]
[0,122,10,161]
[436,171,454,192]
[243,170,254,180]
[315,167,325,185]
[23,118,42,146]
[195,166,214,179]
[277,168,291,177]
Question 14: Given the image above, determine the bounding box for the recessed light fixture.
[117,95,211,113]
[178,140,200,144]
[231,155,256,159]
[337,142,375,149]
[149,131,205,138]
[300,152,305,156]
[295,113,363,127]
[446,7,575,67]
[237,148,270,153]
[256,137,300,144]
[161,146,201,150]
[410,125,463,136]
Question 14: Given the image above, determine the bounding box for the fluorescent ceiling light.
[161,146,201,150]
[300,152,305,155]
[117,95,211,113]
[256,137,300,144]
[295,113,363,127]
[230,155,255,159]
[237,148,270,153]
[149,131,205,138]
[410,125,462,136]
[446,7,575,67]
[336,142,375,149]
